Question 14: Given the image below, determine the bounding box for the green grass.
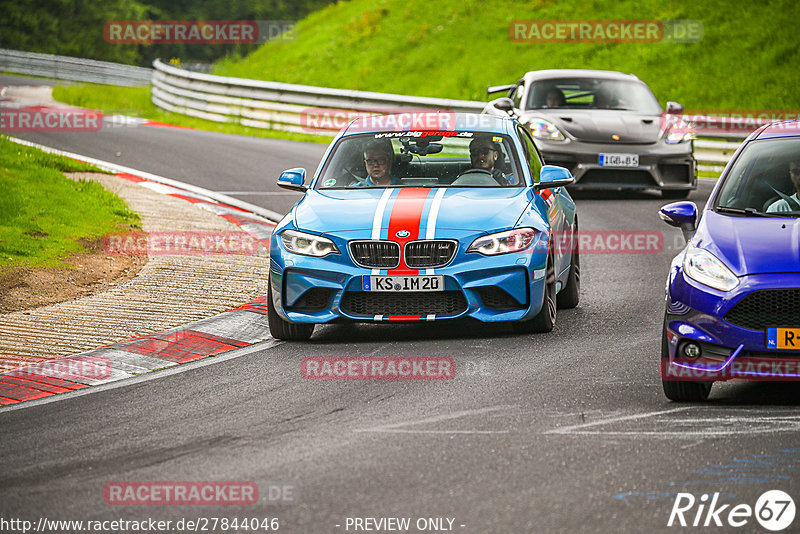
[214,0,800,111]
[0,136,141,272]
[52,84,333,144]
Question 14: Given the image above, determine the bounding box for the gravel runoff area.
[0,172,270,372]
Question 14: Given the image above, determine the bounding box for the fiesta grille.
[349,241,400,268]
[724,289,800,331]
[476,287,524,310]
[404,240,457,268]
[341,291,467,316]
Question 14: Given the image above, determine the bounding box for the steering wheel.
[452,168,497,186]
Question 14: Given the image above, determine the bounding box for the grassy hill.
[213,0,800,111]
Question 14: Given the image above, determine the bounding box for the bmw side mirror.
[666,101,684,114]
[660,201,697,242]
[535,165,574,191]
[277,168,307,192]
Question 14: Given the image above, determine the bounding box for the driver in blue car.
[351,139,400,187]
[766,160,800,213]
[467,135,511,185]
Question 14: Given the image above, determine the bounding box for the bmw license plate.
[766,327,800,350]
[363,275,444,292]
[599,153,639,167]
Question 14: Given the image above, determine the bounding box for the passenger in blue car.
[766,160,800,213]
[350,139,400,187]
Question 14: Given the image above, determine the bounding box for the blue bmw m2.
[267,113,579,340]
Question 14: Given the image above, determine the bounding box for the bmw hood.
[293,188,535,235]
[526,109,661,144]
[695,211,800,276]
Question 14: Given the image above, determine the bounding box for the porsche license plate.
[599,153,639,167]
[363,275,444,292]
[766,327,800,350]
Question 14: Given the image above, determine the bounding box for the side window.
[518,126,543,183]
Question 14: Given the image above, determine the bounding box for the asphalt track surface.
[3,83,800,533]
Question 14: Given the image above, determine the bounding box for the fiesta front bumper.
[663,270,800,381]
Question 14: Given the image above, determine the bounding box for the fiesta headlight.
[682,244,739,292]
[528,119,566,141]
[467,228,539,256]
[281,229,339,257]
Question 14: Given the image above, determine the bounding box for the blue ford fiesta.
[267,113,579,340]
[660,119,800,401]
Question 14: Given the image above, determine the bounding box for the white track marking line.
[544,407,692,435]
[355,404,517,434]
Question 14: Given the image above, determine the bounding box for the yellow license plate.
[766,327,800,350]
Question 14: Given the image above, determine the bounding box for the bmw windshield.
[314,132,525,189]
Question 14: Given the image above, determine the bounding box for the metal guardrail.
[0,49,151,86]
[151,59,485,135]
[151,60,769,173]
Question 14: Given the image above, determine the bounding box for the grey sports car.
[484,69,696,198]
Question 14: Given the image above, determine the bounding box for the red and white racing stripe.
[368,187,447,321]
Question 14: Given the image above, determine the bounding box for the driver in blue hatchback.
[766,160,800,213]
[463,134,511,185]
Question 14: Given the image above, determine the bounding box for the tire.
[514,252,556,334]
[267,281,314,341]
[661,313,711,402]
[556,219,580,309]
[662,189,691,200]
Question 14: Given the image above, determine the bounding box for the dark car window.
[525,78,662,114]
[518,125,543,184]
[715,137,800,216]
[315,132,524,189]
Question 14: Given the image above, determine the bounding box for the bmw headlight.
[468,228,539,256]
[682,245,739,291]
[528,119,566,141]
[281,229,339,257]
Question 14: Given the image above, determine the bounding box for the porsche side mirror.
[494,97,515,115]
[660,201,697,242]
[666,101,684,114]
[535,165,574,191]
[278,168,307,192]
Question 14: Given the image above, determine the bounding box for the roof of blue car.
[340,112,515,136]
[754,118,800,140]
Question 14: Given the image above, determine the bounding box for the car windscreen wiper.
[715,206,771,217]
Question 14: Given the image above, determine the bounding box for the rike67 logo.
[668,490,795,531]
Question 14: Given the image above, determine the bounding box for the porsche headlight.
[528,119,566,141]
[468,228,539,256]
[665,130,693,144]
[281,229,339,257]
[682,245,739,291]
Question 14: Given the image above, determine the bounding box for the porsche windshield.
[715,137,800,217]
[526,78,662,114]
[315,132,524,189]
